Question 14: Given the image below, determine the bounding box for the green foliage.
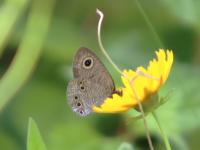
[0,0,200,150]
[161,0,200,28]
[0,0,56,110]
[27,118,46,150]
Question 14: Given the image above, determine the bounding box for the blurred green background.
[0,0,200,150]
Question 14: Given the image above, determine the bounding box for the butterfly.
[67,47,115,116]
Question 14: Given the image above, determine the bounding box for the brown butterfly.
[67,47,115,116]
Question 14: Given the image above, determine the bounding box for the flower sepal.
[135,93,159,113]
[135,89,174,113]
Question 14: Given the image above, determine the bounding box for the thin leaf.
[27,117,46,150]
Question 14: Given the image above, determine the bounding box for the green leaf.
[27,117,46,150]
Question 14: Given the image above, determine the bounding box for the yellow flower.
[93,49,173,113]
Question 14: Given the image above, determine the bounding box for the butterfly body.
[67,47,115,116]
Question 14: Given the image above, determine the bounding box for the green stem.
[0,0,30,57]
[0,0,56,110]
[96,9,122,75]
[134,0,165,48]
[96,9,154,150]
[152,111,171,150]
[130,83,154,150]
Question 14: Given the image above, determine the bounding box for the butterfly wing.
[73,47,115,90]
[67,78,113,116]
[67,47,115,116]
